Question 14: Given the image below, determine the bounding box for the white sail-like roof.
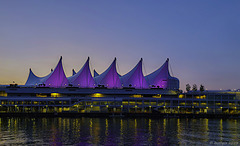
[94,58,121,88]
[25,68,41,86]
[25,57,68,87]
[145,58,179,89]
[68,57,95,88]
[25,68,53,87]
[25,57,179,89]
[120,58,148,89]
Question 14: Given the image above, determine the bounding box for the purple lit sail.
[94,58,121,88]
[25,57,179,89]
[145,58,179,89]
[43,56,69,87]
[120,58,149,89]
[68,57,95,88]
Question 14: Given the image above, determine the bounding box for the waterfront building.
[25,56,179,90]
[0,57,239,117]
[0,87,239,116]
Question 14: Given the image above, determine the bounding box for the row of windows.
[0,100,70,105]
[8,93,172,98]
[73,100,240,108]
[5,92,237,101]
[179,94,236,100]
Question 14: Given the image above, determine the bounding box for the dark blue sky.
[0,0,240,90]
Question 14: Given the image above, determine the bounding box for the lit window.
[36,94,47,97]
[0,91,7,97]
[51,93,62,97]
[179,94,184,98]
[91,93,104,97]
[131,95,142,98]
[153,94,161,98]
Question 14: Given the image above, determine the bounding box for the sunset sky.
[0,0,240,90]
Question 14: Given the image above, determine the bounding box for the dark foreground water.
[0,117,239,145]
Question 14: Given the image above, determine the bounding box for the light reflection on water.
[0,117,239,145]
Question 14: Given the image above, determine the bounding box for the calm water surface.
[0,117,239,145]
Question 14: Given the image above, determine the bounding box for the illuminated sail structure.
[145,58,179,89]
[25,68,41,86]
[120,58,148,89]
[41,56,68,87]
[68,57,95,88]
[94,58,121,88]
[25,57,179,89]
[25,57,69,87]
[94,69,121,78]
[25,68,53,87]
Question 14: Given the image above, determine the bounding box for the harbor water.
[0,117,239,145]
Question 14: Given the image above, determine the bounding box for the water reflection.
[0,117,239,145]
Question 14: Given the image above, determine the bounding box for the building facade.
[0,88,239,116]
[1,57,239,117]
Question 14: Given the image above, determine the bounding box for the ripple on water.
[0,117,239,145]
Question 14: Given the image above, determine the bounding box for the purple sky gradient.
[0,0,240,90]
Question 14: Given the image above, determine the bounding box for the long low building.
[0,87,240,116]
[1,57,239,117]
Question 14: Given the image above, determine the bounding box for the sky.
[0,0,240,90]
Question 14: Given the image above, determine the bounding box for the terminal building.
[0,57,239,117]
